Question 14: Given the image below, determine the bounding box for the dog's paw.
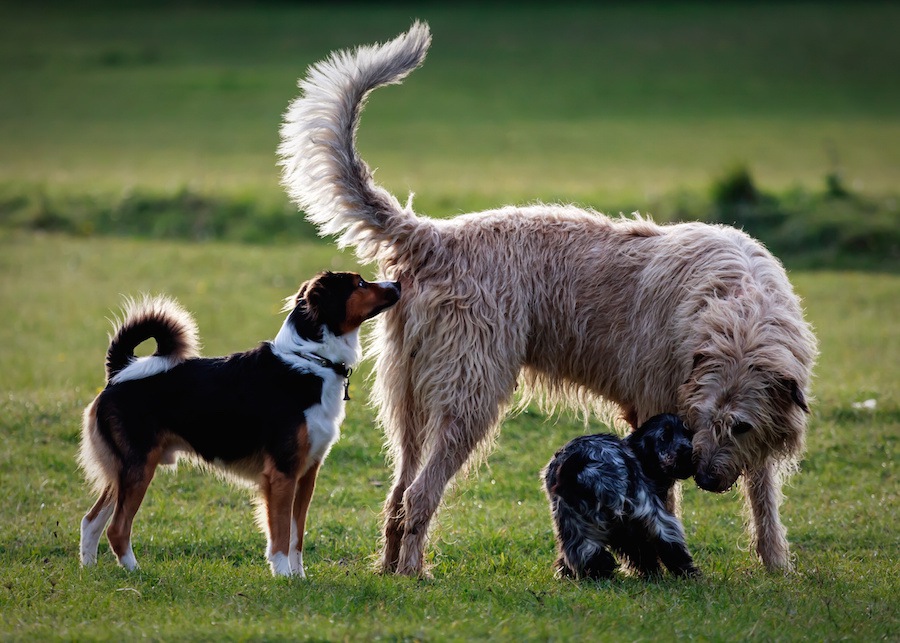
[117,548,139,571]
[268,552,293,577]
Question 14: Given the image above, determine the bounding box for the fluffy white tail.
[278,22,432,263]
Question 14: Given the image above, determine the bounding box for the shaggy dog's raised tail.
[278,22,432,264]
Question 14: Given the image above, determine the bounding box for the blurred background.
[1,2,898,270]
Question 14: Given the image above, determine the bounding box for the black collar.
[294,352,352,378]
[293,351,354,400]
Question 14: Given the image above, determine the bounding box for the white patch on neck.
[270,312,362,374]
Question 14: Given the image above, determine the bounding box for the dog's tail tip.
[279,22,432,262]
[396,19,432,64]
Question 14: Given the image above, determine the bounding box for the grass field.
[0,2,898,640]
[0,233,897,640]
[2,2,899,208]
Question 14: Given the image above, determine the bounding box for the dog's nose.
[695,470,730,493]
[376,281,401,300]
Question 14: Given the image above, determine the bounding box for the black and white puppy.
[78,271,400,577]
[543,414,699,580]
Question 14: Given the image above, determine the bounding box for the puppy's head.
[285,271,401,339]
[628,413,695,481]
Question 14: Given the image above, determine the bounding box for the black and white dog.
[543,414,700,579]
[78,271,400,577]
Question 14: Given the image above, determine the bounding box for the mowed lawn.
[0,233,896,640]
[0,2,898,640]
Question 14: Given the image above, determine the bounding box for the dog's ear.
[788,379,810,413]
[282,281,310,313]
[301,278,327,325]
[683,352,708,385]
[778,377,810,414]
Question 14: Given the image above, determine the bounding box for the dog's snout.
[377,280,401,298]
[695,469,732,493]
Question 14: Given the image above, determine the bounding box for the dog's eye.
[358,280,367,289]
[733,421,753,435]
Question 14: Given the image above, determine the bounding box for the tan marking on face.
[340,282,398,334]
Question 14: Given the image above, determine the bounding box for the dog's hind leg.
[395,414,490,577]
[289,460,321,578]
[552,506,616,580]
[381,436,423,573]
[742,459,791,572]
[374,330,427,573]
[106,450,162,571]
[80,485,114,566]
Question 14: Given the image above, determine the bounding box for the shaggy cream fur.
[279,22,818,575]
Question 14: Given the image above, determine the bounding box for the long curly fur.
[278,22,818,576]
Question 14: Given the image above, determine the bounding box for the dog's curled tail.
[278,22,432,263]
[105,295,200,384]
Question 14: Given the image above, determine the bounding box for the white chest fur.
[270,314,361,467]
[304,368,346,464]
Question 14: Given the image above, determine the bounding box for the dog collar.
[293,352,354,400]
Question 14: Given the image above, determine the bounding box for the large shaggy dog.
[278,23,818,576]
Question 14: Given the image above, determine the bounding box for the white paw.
[289,547,305,573]
[118,547,138,571]
[268,551,293,577]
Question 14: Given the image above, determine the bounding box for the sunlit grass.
[0,2,896,638]
[0,233,896,640]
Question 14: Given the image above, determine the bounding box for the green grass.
[2,2,899,205]
[0,232,896,640]
[0,3,897,639]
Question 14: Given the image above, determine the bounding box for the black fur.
[543,413,700,580]
[98,345,323,477]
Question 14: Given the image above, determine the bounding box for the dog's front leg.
[742,459,792,572]
[261,458,299,577]
[289,461,321,578]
